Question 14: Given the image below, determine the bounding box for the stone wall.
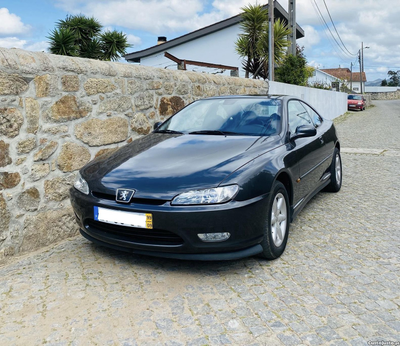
[0,47,268,262]
[366,89,400,100]
[363,94,372,107]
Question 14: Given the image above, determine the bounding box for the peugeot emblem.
[116,189,135,203]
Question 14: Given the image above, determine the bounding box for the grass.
[333,111,354,125]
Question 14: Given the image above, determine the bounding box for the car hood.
[82,133,277,200]
[348,99,362,104]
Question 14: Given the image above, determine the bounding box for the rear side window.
[301,102,323,127]
[288,100,313,134]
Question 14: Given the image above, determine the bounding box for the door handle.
[319,136,324,144]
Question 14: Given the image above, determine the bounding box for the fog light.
[197,232,231,242]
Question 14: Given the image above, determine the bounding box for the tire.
[324,147,342,192]
[259,181,290,260]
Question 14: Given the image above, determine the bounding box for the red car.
[348,94,366,111]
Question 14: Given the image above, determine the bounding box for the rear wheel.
[259,181,290,260]
[325,147,342,192]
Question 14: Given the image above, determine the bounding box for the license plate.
[94,206,153,229]
[349,104,356,107]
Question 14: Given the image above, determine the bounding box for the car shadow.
[89,242,266,273]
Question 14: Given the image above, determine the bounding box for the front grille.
[92,191,167,205]
[86,219,184,246]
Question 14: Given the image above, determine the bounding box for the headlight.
[171,185,239,205]
[74,172,89,195]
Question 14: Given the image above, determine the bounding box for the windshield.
[156,98,282,136]
[348,95,362,100]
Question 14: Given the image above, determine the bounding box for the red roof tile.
[321,68,367,82]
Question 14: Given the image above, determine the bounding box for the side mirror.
[153,122,162,130]
[291,125,317,140]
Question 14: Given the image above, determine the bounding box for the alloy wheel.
[335,153,341,184]
[271,193,288,247]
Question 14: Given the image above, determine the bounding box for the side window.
[288,100,313,134]
[301,102,323,127]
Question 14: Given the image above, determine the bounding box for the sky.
[1,0,400,82]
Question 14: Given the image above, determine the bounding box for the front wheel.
[324,148,342,192]
[259,181,290,260]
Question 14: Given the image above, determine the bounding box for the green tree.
[48,14,131,61]
[275,46,310,86]
[381,79,388,86]
[387,70,400,86]
[305,65,316,80]
[235,4,290,79]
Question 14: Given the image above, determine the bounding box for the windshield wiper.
[189,130,240,136]
[154,129,184,134]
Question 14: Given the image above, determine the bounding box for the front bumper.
[348,103,364,110]
[70,188,269,260]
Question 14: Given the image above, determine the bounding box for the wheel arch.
[335,140,341,151]
[274,171,293,210]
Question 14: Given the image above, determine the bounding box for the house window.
[353,87,359,91]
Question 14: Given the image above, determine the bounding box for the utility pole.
[268,0,275,81]
[350,62,353,91]
[288,0,296,55]
[362,43,370,93]
[359,42,363,94]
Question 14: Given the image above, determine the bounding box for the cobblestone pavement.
[1,100,399,346]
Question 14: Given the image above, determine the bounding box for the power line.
[322,0,358,56]
[312,0,351,57]
[309,1,349,62]
[311,0,354,59]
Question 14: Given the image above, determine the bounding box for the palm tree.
[235,4,291,79]
[57,15,102,45]
[56,15,102,59]
[47,27,78,57]
[100,31,132,61]
[235,4,267,78]
[48,15,131,61]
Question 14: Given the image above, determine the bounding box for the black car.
[70,95,342,261]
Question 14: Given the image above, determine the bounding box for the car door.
[287,100,325,205]
[301,101,334,177]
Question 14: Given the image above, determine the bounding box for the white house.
[308,69,341,90]
[124,2,304,78]
[320,68,367,94]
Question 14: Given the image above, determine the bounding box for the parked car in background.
[70,95,342,261]
[348,94,366,111]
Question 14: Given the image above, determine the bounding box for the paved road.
[1,100,399,346]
